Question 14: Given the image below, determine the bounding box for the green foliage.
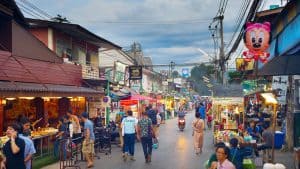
[228,71,243,83]
[32,155,58,169]
[172,70,180,78]
[190,64,214,95]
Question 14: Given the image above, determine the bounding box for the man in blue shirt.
[19,118,36,169]
[81,112,95,168]
[198,103,206,129]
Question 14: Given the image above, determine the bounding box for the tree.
[172,70,180,78]
[190,64,214,95]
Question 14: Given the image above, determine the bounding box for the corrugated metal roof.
[0,81,103,96]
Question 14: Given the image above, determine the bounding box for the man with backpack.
[146,104,158,137]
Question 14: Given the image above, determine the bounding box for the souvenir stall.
[120,94,156,118]
[212,97,244,143]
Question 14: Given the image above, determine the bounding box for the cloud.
[24,0,250,65]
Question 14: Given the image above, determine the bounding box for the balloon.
[243,22,271,63]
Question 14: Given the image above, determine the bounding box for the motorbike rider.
[178,107,186,130]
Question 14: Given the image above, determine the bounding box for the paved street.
[42,112,295,169]
[43,112,215,169]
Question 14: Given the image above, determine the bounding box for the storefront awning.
[0,81,103,97]
[129,94,156,101]
[258,52,300,76]
[109,91,131,101]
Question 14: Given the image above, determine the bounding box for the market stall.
[212,97,244,143]
[120,94,156,118]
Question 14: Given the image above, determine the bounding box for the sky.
[17,0,284,72]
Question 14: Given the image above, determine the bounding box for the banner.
[236,58,254,71]
[129,66,143,80]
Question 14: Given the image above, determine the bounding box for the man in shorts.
[81,112,95,168]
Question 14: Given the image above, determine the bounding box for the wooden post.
[271,104,277,163]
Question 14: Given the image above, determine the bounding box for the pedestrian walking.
[198,103,206,130]
[115,107,125,147]
[147,104,158,136]
[156,111,161,139]
[81,112,95,168]
[121,110,138,161]
[19,117,36,169]
[192,112,204,155]
[137,111,155,163]
[2,123,26,169]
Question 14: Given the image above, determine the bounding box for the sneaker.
[130,156,136,161]
[147,155,151,162]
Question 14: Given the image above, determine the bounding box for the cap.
[81,112,89,118]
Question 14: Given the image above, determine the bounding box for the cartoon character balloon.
[243,22,271,63]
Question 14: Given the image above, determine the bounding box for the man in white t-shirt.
[121,110,138,161]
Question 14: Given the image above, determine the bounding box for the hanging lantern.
[243,22,271,63]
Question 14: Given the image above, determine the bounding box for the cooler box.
[274,131,284,149]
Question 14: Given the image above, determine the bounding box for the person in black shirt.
[3,123,26,169]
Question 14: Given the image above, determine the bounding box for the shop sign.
[162,81,168,86]
[272,76,288,104]
[103,96,110,103]
[212,97,243,104]
[129,66,143,80]
[182,68,190,78]
[174,78,182,85]
[236,58,254,71]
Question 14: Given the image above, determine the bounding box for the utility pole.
[218,15,226,85]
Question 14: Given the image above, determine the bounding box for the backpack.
[147,109,157,125]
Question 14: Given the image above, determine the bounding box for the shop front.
[0,81,102,158]
[212,97,244,143]
[120,94,156,118]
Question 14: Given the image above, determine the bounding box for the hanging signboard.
[236,58,254,71]
[272,76,288,105]
[129,66,143,80]
[114,61,127,85]
[182,68,190,78]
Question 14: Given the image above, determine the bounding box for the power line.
[17,2,48,20]
[18,0,53,19]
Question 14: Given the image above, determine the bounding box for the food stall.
[120,94,156,118]
[212,97,244,143]
[0,96,86,159]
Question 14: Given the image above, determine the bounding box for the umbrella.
[258,52,300,76]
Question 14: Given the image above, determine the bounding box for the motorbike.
[178,118,186,131]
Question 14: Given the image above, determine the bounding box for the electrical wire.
[226,0,250,49]
[17,2,47,19]
[18,0,53,19]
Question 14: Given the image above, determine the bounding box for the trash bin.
[274,131,284,149]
